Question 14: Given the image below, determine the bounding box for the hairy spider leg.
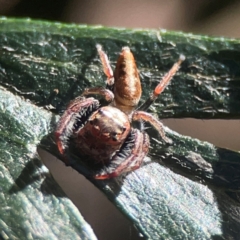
[55,97,99,162]
[96,44,114,87]
[139,55,185,111]
[132,111,172,144]
[94,129,150,179]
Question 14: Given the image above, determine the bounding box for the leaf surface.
[0,18,240,239]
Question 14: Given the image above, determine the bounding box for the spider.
[55,44,185,179]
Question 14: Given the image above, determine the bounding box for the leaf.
[0,18,240,239]
[0,88,97,239]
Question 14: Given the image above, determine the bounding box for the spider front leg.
[94,129,150,179]
[55,97,100,162]
[139,55,185,111]
[132,111,172,144]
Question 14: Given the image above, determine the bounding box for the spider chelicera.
[55,44,185,179]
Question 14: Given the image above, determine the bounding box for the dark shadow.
[8,158,44,194]
[8,155,66,198]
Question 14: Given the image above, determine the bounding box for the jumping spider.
[55,44,185,179]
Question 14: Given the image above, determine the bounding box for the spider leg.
[96,44,114,87]
[132,111,172,144]
[81,87,114,102]
[138,55,185,111]
[94,129,150,179]
[55,97,100,161]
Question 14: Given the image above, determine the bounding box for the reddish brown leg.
[55,97,100,159]
[96,44,114,86]
[132,111,172,144]
[139,55,185,111]
[81,87,114,102]
[153,55,185,97]
[94,129,150,179]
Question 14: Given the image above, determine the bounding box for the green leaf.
[0,18,240,239]
[0,88,97,239]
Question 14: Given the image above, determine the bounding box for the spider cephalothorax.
[55,45,185,179]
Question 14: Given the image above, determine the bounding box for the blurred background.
[1,0,240,37]
[1,1,240,239]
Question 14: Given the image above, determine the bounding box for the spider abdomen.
[113,47,142,114]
